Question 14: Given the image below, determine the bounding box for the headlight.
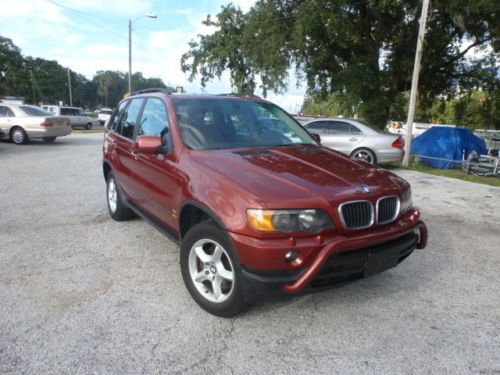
[247,209,334,233]
[401,187,412,213]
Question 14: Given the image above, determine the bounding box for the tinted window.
[19,106,52,116]
[350,124,363,135]
[60,108,80,116]
[306,121,329,130]
[326,121,351,135]
[0,106,14,117]
[138,98,169,137]
[118,99,144,139]
[111,101,129,131]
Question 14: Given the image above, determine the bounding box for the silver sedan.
[303,118,404,164]
[0,104,72,144]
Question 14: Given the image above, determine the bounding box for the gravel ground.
[0,133,499,375]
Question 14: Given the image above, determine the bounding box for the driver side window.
[138,98,169,137]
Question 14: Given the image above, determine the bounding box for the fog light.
[285,250,300,263]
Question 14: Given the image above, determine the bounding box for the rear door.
[108,98,145,201]
[132,97,179,230]
[319,121,353,154]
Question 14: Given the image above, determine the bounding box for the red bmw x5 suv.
[103,88,427,317]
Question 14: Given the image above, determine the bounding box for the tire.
[10,127,29,145]
[42,137,57,143]
[181,221,248,317]
[86,123,93,130]
[351,148,377,164]
[106,172,134,221]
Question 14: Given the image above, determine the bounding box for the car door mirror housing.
[311,133,321,144]
[136,136,163,154]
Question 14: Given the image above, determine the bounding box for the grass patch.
[386,160,500,187]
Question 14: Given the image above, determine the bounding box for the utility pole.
[128,19,132,95]
[67,68,73,106]
[402,0,431,167]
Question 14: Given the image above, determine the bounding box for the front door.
[132,97,179,230]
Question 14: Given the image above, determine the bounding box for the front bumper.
[231,209,427,302]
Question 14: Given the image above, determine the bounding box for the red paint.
[103,93,427,295]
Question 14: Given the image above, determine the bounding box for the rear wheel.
[106,172,134,221]
[42,137,57,143]
[181,222,248,317]
[351,148,377,164]
[10,127,28,145]
[86,123,93,130]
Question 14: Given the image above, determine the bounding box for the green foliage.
[182,0,499,127]
[0,36,172,108]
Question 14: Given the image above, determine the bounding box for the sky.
[0,0,306,112]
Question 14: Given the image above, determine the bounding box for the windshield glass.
[20,106,52,116]
[173,98,316,150]
[355,119,384,134]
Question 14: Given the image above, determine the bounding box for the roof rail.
[130,88,172,96]
[216,93,262,99]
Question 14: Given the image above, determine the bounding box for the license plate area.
[363,248,400,277]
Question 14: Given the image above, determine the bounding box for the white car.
[41,105,99,130]
[0,104,71,144]
[97,108,113,126]
[304,118,404,164]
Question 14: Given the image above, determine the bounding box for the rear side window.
[327,121,351,135]
[117,98,144,139]
[0,106,14,117]
[138,98,169,137]
[111,101,129,131]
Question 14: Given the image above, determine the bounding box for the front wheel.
[351,148,377,164]
[181,222,248,317]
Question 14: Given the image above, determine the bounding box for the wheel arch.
[102,161,112,181]
[179,200,227,241]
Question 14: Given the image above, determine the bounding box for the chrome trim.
[376,195,400,225]
[338,200,374,230]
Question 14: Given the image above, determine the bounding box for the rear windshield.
[173,98,316,150]
[20,106,52,116]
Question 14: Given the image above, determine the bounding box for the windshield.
[354,119,384,134]
[20,106,52,116]
[173,98,316,150]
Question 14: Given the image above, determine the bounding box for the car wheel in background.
[10,127,29,145]
[42,137,57,143]
[351,148,377,164]
[180,221,248,317]
[106,172,134,221]
[86,123,93,130]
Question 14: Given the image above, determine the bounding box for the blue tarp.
[411,127,487,169]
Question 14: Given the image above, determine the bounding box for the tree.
[182,0,499,127]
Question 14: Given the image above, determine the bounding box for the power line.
[45,0,126,40]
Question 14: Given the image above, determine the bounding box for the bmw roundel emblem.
[361,185,374,194]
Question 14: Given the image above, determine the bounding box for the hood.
[190,145,407,208]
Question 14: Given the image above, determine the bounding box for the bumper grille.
[339,201,374,229]
[377,196,400,224]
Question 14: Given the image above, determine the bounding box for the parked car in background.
[98,108,113,126]
[304,118,404,164]
[102,89,427,316]
[41,105,99,130]
[0,104,71,144]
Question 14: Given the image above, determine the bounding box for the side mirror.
[135,136,163,154]
[311,133,321,144]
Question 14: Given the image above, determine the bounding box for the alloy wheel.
[108,178,117,213]
[188,238,235,303]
